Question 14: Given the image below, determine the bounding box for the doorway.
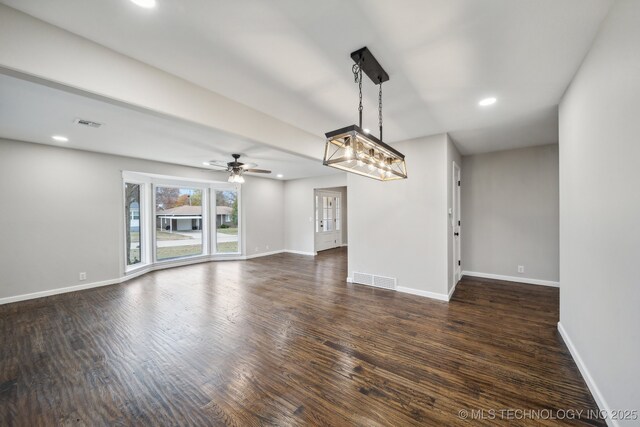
[452,162,462,285]
[314,189,342,252]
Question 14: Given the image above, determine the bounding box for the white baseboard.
[0,250,288,306]
[396,286,450,302]
[284,249,317,256]
[557,322,615,427]
[448,279,459,300]
[462,270,559,288]
[345,277,451,302]
[0,255,219,305]
[0,278,122,305]
[245,249,285,259]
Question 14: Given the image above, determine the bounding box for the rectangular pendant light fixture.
[323,47,407,181]
[324,125,407,181]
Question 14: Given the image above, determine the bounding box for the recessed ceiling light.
[130,0,156,9]
[276,174,283,178]
[478,97,497,106]
[202,161,210,166]
[51,135,69,142]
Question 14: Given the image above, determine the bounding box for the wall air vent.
[352,272,396,290]
[74,118,103,128]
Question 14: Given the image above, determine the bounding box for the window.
[155,186,204,260]
[125,183,142,267]
[323,196,334,231]
[123,172,240,271]
[335,196,341,231]
[215,189,238,253]
[315,191,340,236]
[315,195,319,233]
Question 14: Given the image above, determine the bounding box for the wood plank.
[0,248,604,426]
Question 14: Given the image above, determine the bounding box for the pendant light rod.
[378,82,383,141]
[352,63,363,129]
[351,47,388,140]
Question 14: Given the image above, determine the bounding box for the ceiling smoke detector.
[74,118,103,128]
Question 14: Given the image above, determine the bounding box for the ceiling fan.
[206,154,271,183]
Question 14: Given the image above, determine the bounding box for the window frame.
[123,179,148,273]
[212,187,241,255]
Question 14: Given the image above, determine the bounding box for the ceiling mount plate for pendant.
[350,47,389,84]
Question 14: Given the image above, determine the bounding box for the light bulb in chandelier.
[344,144,354,159]
[343,136,354,160]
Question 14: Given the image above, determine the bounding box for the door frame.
[314,189,342,252]
[452,161,462,286]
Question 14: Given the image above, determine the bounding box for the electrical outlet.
[255,246,259,253]
[79,272,87,281]
[266,245,270,250]
[517,265,524,274]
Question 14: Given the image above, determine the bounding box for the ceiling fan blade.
[240,163,258,170]
[245,169,271,174]
[207,160,230,168]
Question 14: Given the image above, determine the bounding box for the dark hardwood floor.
[1,248,603,426]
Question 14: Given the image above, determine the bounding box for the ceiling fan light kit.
[323,47,407,181]
[228,171,245,183]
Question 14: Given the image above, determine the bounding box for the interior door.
[315,190,342,252]
[453,162,462,284]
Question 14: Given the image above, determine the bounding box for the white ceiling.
[1,0,613,155]
[0,73,334,180]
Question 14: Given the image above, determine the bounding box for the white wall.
[283,174,347,254]
[559,0,640,422]
[446,135,462,291]
[243,177,285,256]
[348,134,450,298]
[461,144,559,282]
[0,138,284,300]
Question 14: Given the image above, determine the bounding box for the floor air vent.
[352,272,396,290]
